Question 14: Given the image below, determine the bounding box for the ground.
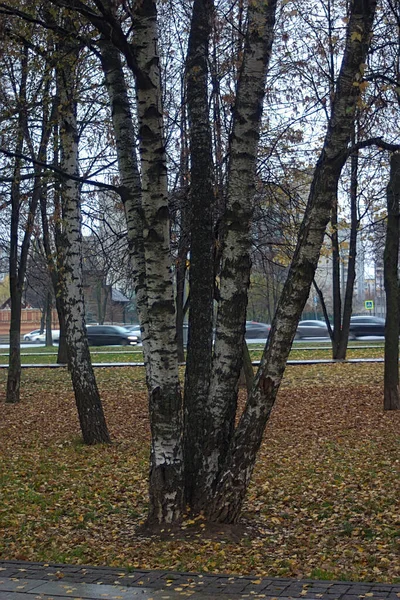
[0,362,399,582]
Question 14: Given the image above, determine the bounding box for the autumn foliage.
[0,364,398,582]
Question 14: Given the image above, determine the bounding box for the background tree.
[383,153,400,410]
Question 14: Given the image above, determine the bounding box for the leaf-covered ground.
[0,363,399,583]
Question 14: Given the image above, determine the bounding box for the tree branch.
[0,148,121,192]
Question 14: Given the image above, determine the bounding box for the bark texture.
[384,153,400,410]
[133,0,184,523]
[208,0,377,523]
[56,27,110,445]
[199,0,278,511]
[183,0,216,508]
[98,34,148,351]
[70,0,184,520]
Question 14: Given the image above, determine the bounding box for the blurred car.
[295,319,330,340]
[245,321,271,340]
[349,315,385,338]
[86,325,138,346]
[124,324,142,344]
[23,329,60,343]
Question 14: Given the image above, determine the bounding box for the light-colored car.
[23,329,60,343]
[124,325,142,343]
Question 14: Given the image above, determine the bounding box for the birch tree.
[1,0,380,523]
[55,18,111,445]
[208,0,377,522]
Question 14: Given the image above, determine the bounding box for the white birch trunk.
[209,0,377,522]
[98,37,151,376]
[194,0,278,507]
[132,0,184,523]
[57,33,110,445]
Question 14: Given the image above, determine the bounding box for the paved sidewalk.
[0,561,399,600]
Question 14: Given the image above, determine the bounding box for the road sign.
[365,300,374,310]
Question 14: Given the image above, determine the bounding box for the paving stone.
[34,582,153,600]
[0,568,22,578]
[263,584,290,595]
[296,589,336,600]
[0,593,55,599]
[0,578,47,593]
[24,580,155,598]
[1,561,400,600]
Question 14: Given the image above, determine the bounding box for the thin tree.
[6,44,53,403]
[383,152,400,410]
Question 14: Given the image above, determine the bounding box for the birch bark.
[193,0,278,509]
[97,36,149,371]
[62,0,184,521]
[208,0,377,523]
[133,0,184,523]
[56,30,110,445]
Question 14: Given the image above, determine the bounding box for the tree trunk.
[336,142,359,358]
[56,24,110,445]
[98,3,184,520]
[7,289,22,404]
[7,45,47,402]
[384,153,400,410]
[97,30,148,358]
[175,250,188,363]
[208,0,377,523]
[175,90,190,364]
[183,0,216,508]
[45,293,53,346]
[7,157,23,404]
[134,0,184,523]
[331,196,342,356]
[39,177,68,364]
[6,47,27,404]
[312,279,333,340]
[200,0,278,511]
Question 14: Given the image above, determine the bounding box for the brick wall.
[0,309,59,336]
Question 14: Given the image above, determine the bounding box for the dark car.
[349,315,385,338]
[295,319,330,340]
[86,325,138,346]
[245,321,271,340]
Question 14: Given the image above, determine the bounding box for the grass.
[0,362,399,582]
[0,339,387,365]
